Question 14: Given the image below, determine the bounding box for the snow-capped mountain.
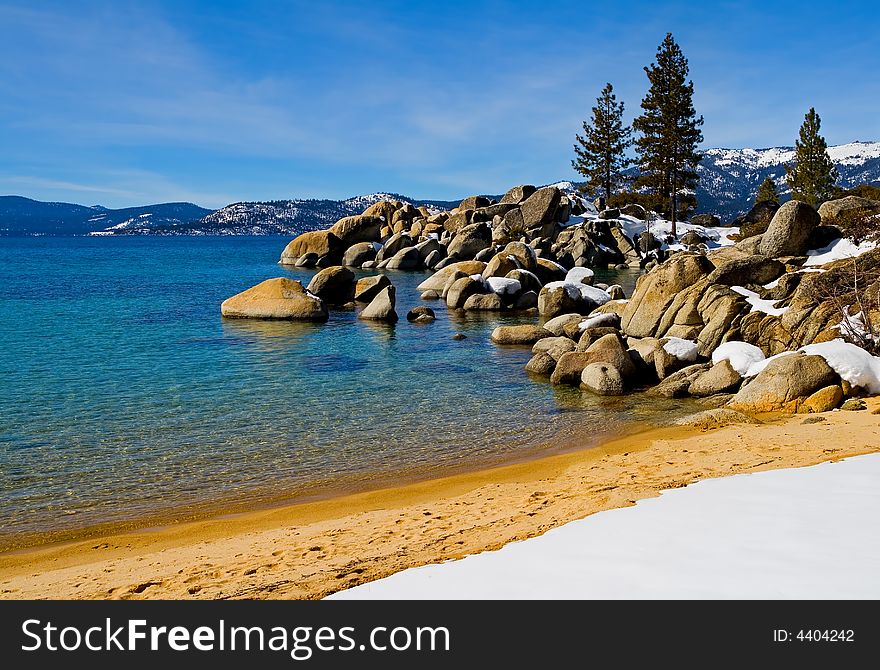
[696,141,880,221]
[187,193,459,236]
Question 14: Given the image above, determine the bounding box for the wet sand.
[1,401,878,600]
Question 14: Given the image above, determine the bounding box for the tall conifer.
[785,108,838,207]
[755,176,779,205]
[572,83,632,200]
[632,33,704,236]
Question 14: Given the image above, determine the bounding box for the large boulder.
[759,200,820,258]
[458,195,492,210]
[377,232,414,261]
[280,231,343,265]
[688,359,743,397]
[532,336,577,360]
[728,353,839,413]
[542,313,584,336]
[620,254,716,337]
[342,241,378,267]
[362,200,398,223]
[329,215,383,245]
[359,285,398,323]
[538,284,583,319]
[706,255,785,287]
[482,252,520,279]
[220,277,328,321]
[549,352,594,385]
[520,186,561,233]
[506,269,542,295]
[534,258,568,284]
[354,274,391,303]
[447,222,492,260]
[385,246,421,270]
[582,333,637,380]
[491,325,552,345]
[416,261,487,292]
[735,200,780,239]
[306,266,356,305]
[463,293,503,310]
[817,195,880,227]
[581,363,626,396]
[500,185,537,205]
[502,241,538,272]
[446,276,486,310]
[525,352,556,375]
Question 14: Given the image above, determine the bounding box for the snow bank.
[711,341,765,376]
[804,238,877,267]
[565,267,594,285]
[800,339,880,394]
[731,286,788,316]
[486,277,521,296]
[332,453,880,599]
[662,337,698,362]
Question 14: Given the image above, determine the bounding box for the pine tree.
[755,177,779,205]
[632,33,704,237]
[785,108,838,207]
[572,83,632,200]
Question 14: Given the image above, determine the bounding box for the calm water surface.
[0,236,692,545]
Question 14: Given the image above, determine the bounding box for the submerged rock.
[220,277,328,321]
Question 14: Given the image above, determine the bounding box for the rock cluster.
[277,184,654,276]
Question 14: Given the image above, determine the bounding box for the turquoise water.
[0,236,686,546]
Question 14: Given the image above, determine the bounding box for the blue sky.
[0,0,878,208]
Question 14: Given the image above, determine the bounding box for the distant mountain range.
[2,141,879,236]
[0,197,212,236]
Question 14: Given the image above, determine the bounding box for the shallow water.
[0,236,692,545]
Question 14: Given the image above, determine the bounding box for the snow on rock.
[800,339,880,394]
[577,283,611,306]
[331,453,880,600]
[744,351,796,377]
[804,238,878,267]
[616,215,739,251]
[578,313,618,331]
[730,286,789,316]
[544,281,610,305]
[486,277,521,296]
[565,267,595,285]
[711,341,765,376]
[662,337,698,362]
[543,281,583,301]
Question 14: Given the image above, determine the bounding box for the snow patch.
[805,238,877,267]
[800,339,880,394]
[730,286,788,316]
[711,341,765,376]
[486,277,521,296]
[565,267,594,285]
[662,337,698,362]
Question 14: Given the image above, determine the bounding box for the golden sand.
[1,401,878,600]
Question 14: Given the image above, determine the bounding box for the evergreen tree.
[785,108,838,207]
[572,83,632,200]
[632,33,704,236]
[755,176,779,205]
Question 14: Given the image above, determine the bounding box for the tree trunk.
[670,167,678,238]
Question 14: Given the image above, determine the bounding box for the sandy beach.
[1,401,878,600]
